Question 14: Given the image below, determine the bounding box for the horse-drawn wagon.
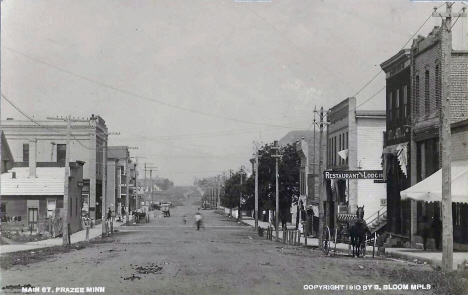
[321,206,376,257]
[160,204,171,217]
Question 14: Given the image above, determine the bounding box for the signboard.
[324,170,383,180]
[380,199,387,206]
[374,179,387,183]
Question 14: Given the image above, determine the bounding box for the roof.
[279,130,316,147]
[1,167,65,196]
[380,49,411,70]
[355,110,386,117]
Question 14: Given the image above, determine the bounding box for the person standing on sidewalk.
[419,216,431,251]
[431,214,442,250]
[183,215,187,225]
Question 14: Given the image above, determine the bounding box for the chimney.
[29,138,37,178]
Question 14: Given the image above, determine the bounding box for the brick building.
[380,49,412,240]
[1,115,108,220]
[398,24,468,250]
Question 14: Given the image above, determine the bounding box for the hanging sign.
[324,170,383,180]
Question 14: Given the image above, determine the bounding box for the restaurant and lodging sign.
[324,170,383,180]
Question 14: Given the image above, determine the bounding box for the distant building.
[107,146,131,216]
[325,97,386,234]
[1,115,108,220]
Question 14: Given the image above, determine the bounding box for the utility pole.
[217,176,221,210]
[130,156,144,210]
[272,140,282,242]
[317,107,325,249]
[253,141,260,230]
[433,3,466,272]
[239,167,246,221]
[147,166,157,206]
[101,132,119,238]
[47,116,89,246]
[125,147,138,226]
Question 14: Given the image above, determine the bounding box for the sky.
[1,0,467,185]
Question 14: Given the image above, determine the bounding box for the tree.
[242,142,300,220]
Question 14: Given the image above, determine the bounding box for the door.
[28,208,38,231]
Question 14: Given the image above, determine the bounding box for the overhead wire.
[3,45,314,129]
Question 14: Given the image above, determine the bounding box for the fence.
[259,226,301,246]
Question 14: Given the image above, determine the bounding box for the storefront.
[401,161,468,250]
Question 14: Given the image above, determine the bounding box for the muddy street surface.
[1,197,437,295]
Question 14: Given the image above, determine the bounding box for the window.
[23,144,29,162]
[389,92,393,121]
[396,89,400,119]
[47,200,56,218]
[57,144,66,163]
[388,130,393,141]
[334,137,337,166]
[415,76,420,115]
[339,134,342,165]
[425,70,430,117]
[346,132,349,164]
[70,198,73,217]
[435,65,441,111]
[403,85,408,118]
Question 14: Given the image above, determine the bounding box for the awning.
[382,143,403,155]
[400,161,468,203]
[381,142,408,178]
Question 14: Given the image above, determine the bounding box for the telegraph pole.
[317,107,325,249]
[239,167,246,221]
[125,147,138,226]
[47,116,89,246]
[147,166,157,206]
[253,141,260,230]
[432,3,466,272]
[272,140,281,242]
[217,176,221,210]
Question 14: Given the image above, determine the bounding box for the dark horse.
[348,206,371,257]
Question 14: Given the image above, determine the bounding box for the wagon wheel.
[322,226,331,255]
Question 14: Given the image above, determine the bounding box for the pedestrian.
[419,216,431,251]
[106,207,112,234]
[431,214,442,250]
[183,215,187,225]
[195,212,202,230]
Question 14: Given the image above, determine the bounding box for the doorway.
[28,208,38,231]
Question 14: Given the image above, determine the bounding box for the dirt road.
[1,196,440,295]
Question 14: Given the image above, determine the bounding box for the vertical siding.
[356,118,387,220]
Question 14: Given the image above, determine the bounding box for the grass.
[1,232,50,244]
[379,266,468,295]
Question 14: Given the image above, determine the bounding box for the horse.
[348,206,371,257]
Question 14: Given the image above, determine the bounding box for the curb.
[384,250,440,267]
